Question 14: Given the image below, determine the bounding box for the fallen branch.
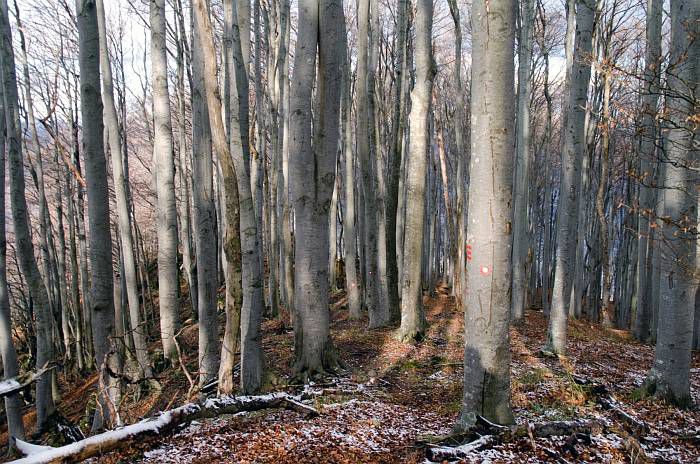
[0,365,54,399]
[427,434,495,461]
[425,417,602,462]
[611,426,652,464]
[173,329,196,399]
[598,396,650,438]
[572,375,650,438]
[11,392,319,464]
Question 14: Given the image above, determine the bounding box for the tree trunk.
[356,0,389,328]
[342,68,362,319]
[76,0,122,431]
[0,80,24,446]
[217,0,243,396]
[457,0,516,430]
[175,0,198,321]
[66,170,85,371]
[641,0,698,407]
[194,0,265,394]
[94,0,152,379]
[189,0,220,385]
[446,0,467,305]
[511,0,534,323]
[633,0,662,341]
[537,3,555,317]
[14,5,58,361]
[151,0,180,363]
[546,0,596,355]
[289,0,345,377]
[0,0,55,433]
[597,68,613,327]
[385,0,408,322]
[228,0,266,394]
[398,0,434,342]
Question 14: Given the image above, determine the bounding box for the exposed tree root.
[426,374,658,462]
[292,344,342,383]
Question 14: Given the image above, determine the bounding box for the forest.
[0,0,696,462]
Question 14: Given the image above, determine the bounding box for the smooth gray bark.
[228,0,266,394]
[398,0,434,341]
[328,174,339,291]
[546,0,596,355]
[194,0,265,393]
[342,68,362,319]
[0,83,24,446]
[642,0,698,407]
[385,0,408,322]
[251,0,265,299]
[151,0,180,363]
[265,1,283,319]
[356,0,389,328]
[633,0,662,341]
[597,67,613,327]
[174,0,198,321]
[96,0,151,379]
[66,169,85,371]
[511,0,534,323]
[76,0,122,430]
[289,0,345,377]
[457,0,516,430]
[0,0,54,433]
[190,0,220,385]
[218,0,243,396]
[14,6,56,355]
[446,0,467,305]
[537,5,555,317]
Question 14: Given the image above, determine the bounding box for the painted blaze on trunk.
[457,0,516,430]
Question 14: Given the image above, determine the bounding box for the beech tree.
[641,0,698,406]
[398,0,434,341]
[458,0,516,429]
[96,0,152,380]
[76,0,122,430]
[0,0,54,433]
[511,0,535,323]
[3,0,699,457]
[288,0,346,376]
[151,0,180,363]
[0,83,24,445]
[356,0,389,328]
[190,0,220,386]
[546,0,596,355]
[633,0,662,341]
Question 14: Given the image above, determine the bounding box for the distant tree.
[633,0,662,341]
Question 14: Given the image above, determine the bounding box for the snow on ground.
[136,396,451,463]
[36,290,700,463]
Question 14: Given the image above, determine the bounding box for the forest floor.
[3,284,700,463]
